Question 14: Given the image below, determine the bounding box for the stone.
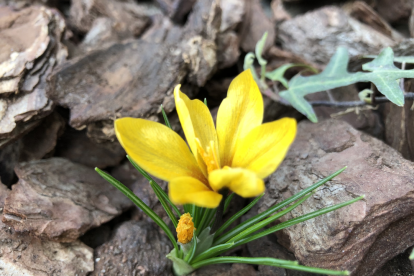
[19,112,65,162]
[155,0,196,23]
[48,39,186,134]
[55,127,125,169]
[278,6,395,65]
[259,119,414,276]
[343,1,404,41]
[375,0,412,23]
[69,0,151,35]
[381,79,414,161]
[239,0,275,54]
[0,220,94,276]
[3,158,133,242]
[191,263,258,276]
[92,220,172,276]
[0,6,67,143]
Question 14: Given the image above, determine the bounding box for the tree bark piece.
[278,6,395,65]
[69,0,151,35]
[3,158,134,242]
[92,220,172,276]
[260,119,414,276]
[0,219,94,276]
[0,6,67,146]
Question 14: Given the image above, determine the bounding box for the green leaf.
[191,243,235,264]
[95,168,179,254]
[213,167,346,246]
[184,230,197,263]
[280,47,414,122]
[167,249,195,275]
[223,193,234,213]
[160,104,172,129]
[410,248,414,260]
[192,257,349,275]
[255,32,268,67]
[364,55,414,64]
[150,181,178,227]
[127,156,182,217]
[227,192,312,243]
[215,194,263,236]
[265,63,318,88]
[234,196,364,247]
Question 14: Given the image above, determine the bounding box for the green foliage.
[410,248,414,260]
[248,33,414,123]
[266,63,317,88]
[280,47,414,122]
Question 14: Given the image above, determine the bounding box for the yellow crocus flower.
[115,70,297,208]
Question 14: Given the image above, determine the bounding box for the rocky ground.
[0,0,414,275]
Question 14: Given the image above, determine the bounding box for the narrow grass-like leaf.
[223,193,234,213]
[191,243,235,264]
[127,155,152,181]
[150,181,178,227]
[213,167,346,245]
[216,194,264,236]
[160,104,172,129]
[410,248,414,260]
[192,257,349,275]
[227,192,312,243]
[255,32,268,81]
[280,47,414,122]
[204,98,208,106]
[197,208,213,235]
[255,32,268,67]
[184,231,197,263]
[234,196,364,247]
[95,168,179,254]
[127,155,181,217]
[192,256,297,269]
[265,63,318,88]
[184,204,192,214]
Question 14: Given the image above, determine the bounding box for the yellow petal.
[209,167,265,198]
[174,85,220,175]
[232,118,297,178]
[115,118,206,183]
[169,177,223,208]
[216,69,264,167]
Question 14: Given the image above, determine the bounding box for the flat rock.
[259,119,414,276]
[92,220,172,276]
[48,39,186,132]
[2,158,133,242]
[0,219,94,276]
[278,6,395,65]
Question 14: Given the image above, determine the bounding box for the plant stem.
[211,189,229,233]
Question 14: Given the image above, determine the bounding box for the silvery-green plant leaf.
[280,47,414,122]
[364,55,414,64]
[255,32,268,66]
[265,63,317,88]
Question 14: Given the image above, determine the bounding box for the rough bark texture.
[278,6,395,65]
[0,6,67,147]
[69,0,151,35]
[3,158,133,242]
[55,127,125,169]
[92,220,172,276]
[0,220,94,276]
[260,119,414,276]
